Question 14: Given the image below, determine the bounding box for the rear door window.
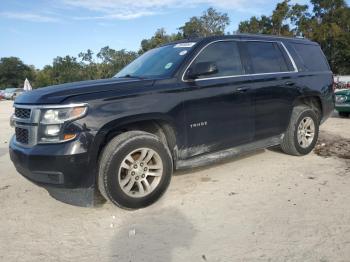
[244,41,291,74]
[187,41,244,79]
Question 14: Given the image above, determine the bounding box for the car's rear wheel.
[98,131,173,209]
[281,105,319,156]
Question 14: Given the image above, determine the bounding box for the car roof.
[162,33,315,47]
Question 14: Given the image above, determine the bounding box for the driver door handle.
[235,87,249,93]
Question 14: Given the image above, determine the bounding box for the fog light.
[45,125,60,136]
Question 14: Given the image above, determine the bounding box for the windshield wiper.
[118,74,146,80]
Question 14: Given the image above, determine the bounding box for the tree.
[238,15,273,34]
[1,4,349,87]
[139,7,230,53]
[271,0,292,36]
[288,4,311,36]
[51,55,84,84]
[239,0,350,74]
[238,1,294,36]
[140,29,182,53]
[308,0,350,73]
[97,46,138,78]
[78,49,94,64]
[79,49,99,80]
[0,57,35,88]
[179,7,230,38]
[34,66,54,88]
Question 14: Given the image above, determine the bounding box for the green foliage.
[309,0,350,74]
[51,55,84,84]
[239,0,350,74]
[140,28,183,53]
[179,7,230,38]
[0,57,35,89]
[96,47,137,78]
[34,66,54,88]
[238,0,310,36]
[0,4,349,89]
[140,8,229,53]
[32,47,138,88]
[238,15,273,34]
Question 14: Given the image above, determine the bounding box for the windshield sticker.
[174,42,196,48]
[165,63,173,69]
[179,50,188,56]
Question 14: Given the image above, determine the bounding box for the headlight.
[38,105,88,143]
[336,95,347,103]
[41,106,87,124]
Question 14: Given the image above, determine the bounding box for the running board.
[176,135,283,170]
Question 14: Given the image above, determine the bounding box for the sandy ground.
[0,99,349,262]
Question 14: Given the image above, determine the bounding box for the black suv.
[9,34,335,209]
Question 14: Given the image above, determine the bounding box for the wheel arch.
[92,113,179,168]
[293,95,323,121]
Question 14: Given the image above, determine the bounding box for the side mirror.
[187,62,218,79]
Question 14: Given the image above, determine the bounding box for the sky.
[0,0,313,69]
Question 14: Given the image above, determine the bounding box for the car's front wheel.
[281,105,319,156]
[98,131,173,209]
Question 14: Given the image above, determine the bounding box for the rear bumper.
[9,135,94,188]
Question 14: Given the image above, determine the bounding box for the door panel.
[250,74,299,140]
[181,40,255,158]
[183,77,254,158]
[241,41,299,140]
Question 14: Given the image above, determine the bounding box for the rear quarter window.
[290,43,330,72]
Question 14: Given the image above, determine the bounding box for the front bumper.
[9,135,93,188]
[335,104,350,112]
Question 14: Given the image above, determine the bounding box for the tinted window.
[291,43,329,72]
[188,41,244,79]
[245,42,290,73]
[115,43,196,78]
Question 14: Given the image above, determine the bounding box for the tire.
[98,131,173,209]
[339,112,350,118]
[281,105,319,156]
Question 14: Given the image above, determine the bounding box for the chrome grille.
[12,103,86,147]
[15,127,29,144]
[15,108,31,119]
[13,105,39,147]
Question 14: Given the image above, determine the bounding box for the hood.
[15,78,155,104]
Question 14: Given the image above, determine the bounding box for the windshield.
[115,42,197,78]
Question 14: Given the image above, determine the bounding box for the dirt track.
[0,100,349,262]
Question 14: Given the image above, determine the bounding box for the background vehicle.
[4,88,23,100]
[0,90,5,100]
[9,34,334,209]
[335,89,350,117]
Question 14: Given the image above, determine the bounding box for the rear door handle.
[235,87,249,93]
[285,81,295,86]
